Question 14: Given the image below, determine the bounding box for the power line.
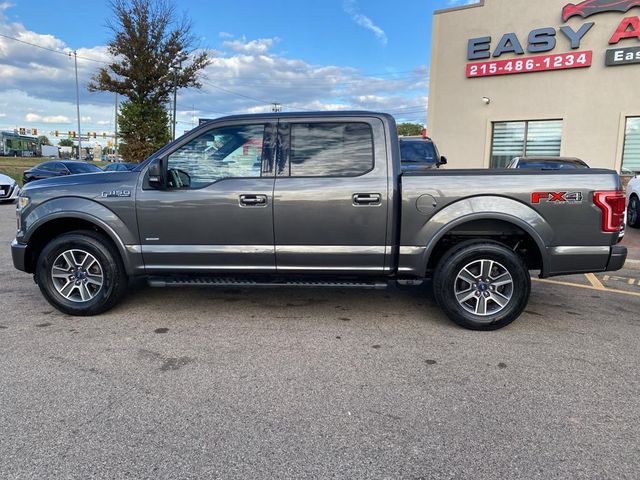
[0,32,109,64]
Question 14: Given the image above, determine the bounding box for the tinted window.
[622,117,640,173]
[400,141,437,164]
[38,162,57,172]
[66,162,102,174]
[167,124,267,189]
[490,120,563,168]
[289,122,373,177]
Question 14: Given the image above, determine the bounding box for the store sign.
[466,1,640,78]
[563,0,640,21]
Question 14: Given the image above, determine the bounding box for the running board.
[147,275,389,289]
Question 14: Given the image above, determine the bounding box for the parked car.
[507,156,590,170]
[11,112,627,331]
[22,161,103,184]
[103,162,137,172]
[399,137,447,171]
[626,175,640,228]
[0,173,20,203]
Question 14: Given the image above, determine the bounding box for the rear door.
[273,116,390,274]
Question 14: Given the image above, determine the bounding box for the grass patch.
[0,157,109,186]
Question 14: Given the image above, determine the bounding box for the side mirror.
[148,158,165,189]
[438,156,448,167]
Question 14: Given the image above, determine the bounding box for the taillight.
[593,191,625,233]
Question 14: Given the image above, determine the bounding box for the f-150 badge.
[101,190,131,198]
[563,0,640,21]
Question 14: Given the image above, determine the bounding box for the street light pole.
[72,50,82,160]
[172,61,182,141]
[114,93,118,154]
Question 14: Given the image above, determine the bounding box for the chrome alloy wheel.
[454,259,514,317]
[50,249,104,303]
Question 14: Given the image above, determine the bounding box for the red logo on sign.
[563,0,640,21]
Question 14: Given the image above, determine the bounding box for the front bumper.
[11,239,27,272]
[0,184,19,202]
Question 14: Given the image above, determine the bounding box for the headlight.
[17,196,30,209]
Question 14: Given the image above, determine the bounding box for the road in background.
[0,204,638,479]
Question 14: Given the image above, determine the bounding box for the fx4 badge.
[531,192,584,204]
[101,190,131,198]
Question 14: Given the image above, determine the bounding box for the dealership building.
[427,0,640,173]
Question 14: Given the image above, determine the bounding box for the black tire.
[36,231,128,316]
[628,195,640,228]
[433,241,531,331]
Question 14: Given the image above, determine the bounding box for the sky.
[0,0,476,144]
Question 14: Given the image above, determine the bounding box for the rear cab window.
[286,122,374,177]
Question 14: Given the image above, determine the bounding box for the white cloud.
[25,113,71,123]
[343,0,388,46]
[222,37,279,55]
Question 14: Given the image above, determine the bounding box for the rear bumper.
[11,239,27,272]
[544,245,627,278]
[606,245,627,272]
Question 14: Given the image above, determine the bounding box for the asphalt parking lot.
[1,203,639,479]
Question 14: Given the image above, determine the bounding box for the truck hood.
[22,171,137,194]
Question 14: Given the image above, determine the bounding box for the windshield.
[400,141,437,164]
[66,162,103,174]
[518,161,587,170]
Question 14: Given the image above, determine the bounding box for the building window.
[621,117,640,174]
[490,120,563,168]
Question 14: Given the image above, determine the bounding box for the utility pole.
[114,93,118,154]
[73,51,82,159]
[172,61,182,140]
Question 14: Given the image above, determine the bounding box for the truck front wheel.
[36,231,128,316]
[433,241,531,331]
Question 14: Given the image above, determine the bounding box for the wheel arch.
[405,196,552,277]
[23,212,136,275]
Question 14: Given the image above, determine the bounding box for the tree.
[397,123,424,137]
[58,139,74,147]
[38,135,51,146]
[88,0,210,162]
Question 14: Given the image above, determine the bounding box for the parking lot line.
[585,273,606,290]
[532,277,640,298]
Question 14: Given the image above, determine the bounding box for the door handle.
[239,194,268,207]
[353,193,382,206]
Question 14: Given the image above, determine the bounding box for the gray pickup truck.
[11,112,627,330]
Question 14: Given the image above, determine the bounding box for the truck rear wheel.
[36,231,128,316]
[433,241,530,331]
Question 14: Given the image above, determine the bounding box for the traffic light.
[102,132,107,138]
[32,128,38,135]
[93,132,97,139]
[54,130,59,137]
[68,131,72,138]
[19,128,25,135]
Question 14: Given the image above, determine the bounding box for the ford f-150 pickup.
[11,112,627,330]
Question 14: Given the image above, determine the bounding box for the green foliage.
[38,135,51,146]
[118,101,171,162]
[397,123,424,137]
[88,0,210,162]
[58,139,74,147]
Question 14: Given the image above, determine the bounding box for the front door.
[273,118,390,274]
[136,121,277,272]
